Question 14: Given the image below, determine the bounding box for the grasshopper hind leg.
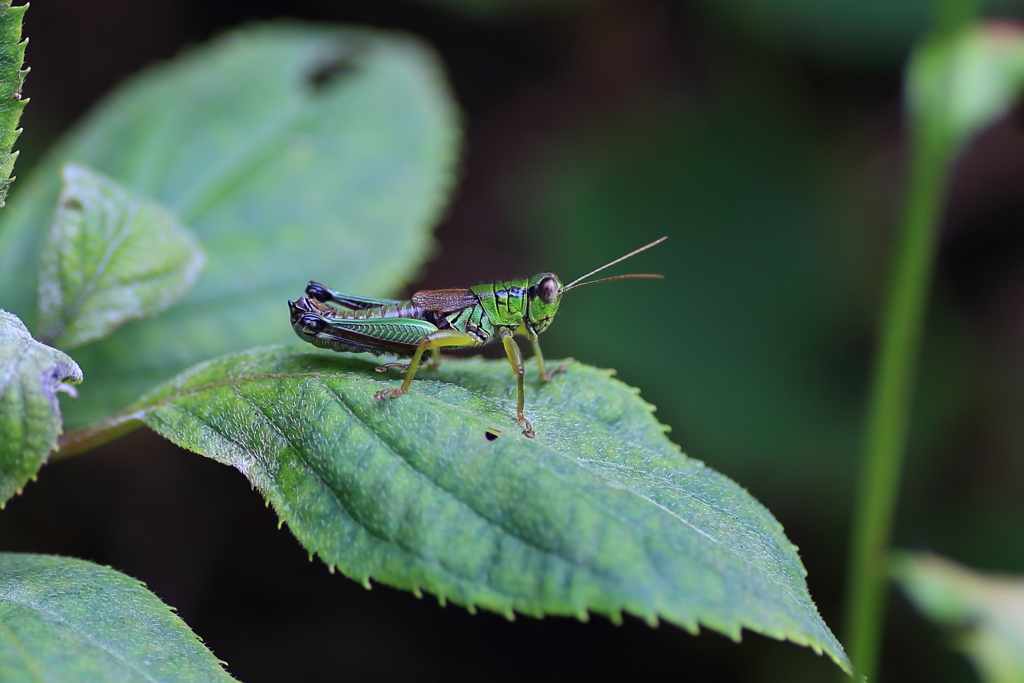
[374,330,479,401]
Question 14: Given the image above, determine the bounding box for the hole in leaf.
[485,428,501,441]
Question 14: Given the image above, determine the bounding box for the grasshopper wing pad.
[326,317,437,351]
[412,289,480,317]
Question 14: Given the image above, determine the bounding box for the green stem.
[842,126,948,679]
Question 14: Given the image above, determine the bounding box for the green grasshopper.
[288,237,665,437]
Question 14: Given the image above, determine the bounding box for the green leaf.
[908,22,1024,163]
[0,310,81,506]
[0,553,236,682]
[36,163,205,350]
[0,22,460,428]
[112,346,850,673]
[893,552,1024,683]
[0,1,27,210]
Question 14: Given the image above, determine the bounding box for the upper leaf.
[0,553,236,682]
[894,552,1024,683]
[907,22,1024,162]
[118,346,851,673]
[37,163,206,349]
[0,22,460,428]
[0,1,27,210]
[0,310,81,506]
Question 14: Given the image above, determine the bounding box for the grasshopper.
[288,237,665,437]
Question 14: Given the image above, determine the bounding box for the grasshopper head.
[526,272,564,334]
[524,237,668,336]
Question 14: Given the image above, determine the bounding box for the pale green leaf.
[36,163,205,349]
[0,553,236,683]
[0,22,459,428]
[894,552,1024,683]
[0,310,81,506]
[0,0,27,210]
[114,346,851,673]
[908,22,1024,162]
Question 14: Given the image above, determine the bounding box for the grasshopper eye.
[538,276,560,305]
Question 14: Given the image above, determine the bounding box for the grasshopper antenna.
[563,236,667,292]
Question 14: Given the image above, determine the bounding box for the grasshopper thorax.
[526,272,564,334]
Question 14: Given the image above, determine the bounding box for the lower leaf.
[0,553,235,682]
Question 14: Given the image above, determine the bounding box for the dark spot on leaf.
[309,54,357,91]
[61,197,84,212]
[485,428,501,441]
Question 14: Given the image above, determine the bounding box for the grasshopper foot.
[517,415,536,438]
[540,365,567,382]
[374,387,405,401]
[376,362,410,373]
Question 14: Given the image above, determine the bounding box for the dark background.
[4,0,1024,680]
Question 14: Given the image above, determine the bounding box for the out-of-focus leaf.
[908,21,1024,163]
[36,164,205,349]
[0,553,236,682]
[106,345,850,673]
[894,552,1024,683]
[0,0,27,209]
[0,310,81,506]
[0,22,460,428]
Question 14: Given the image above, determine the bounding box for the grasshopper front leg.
[526,327,566,382]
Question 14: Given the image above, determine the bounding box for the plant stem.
[54,412,144,460]
[842,123,948,679]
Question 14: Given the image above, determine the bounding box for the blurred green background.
[4,0,1024,680]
